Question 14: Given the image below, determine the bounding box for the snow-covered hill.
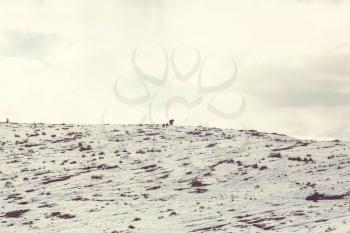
[0,123,349,233]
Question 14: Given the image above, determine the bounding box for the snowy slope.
[0,123,349,233]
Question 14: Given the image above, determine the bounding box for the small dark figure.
[162,124,165,127]
[169,119,174,126]
[5,118,9,123]
[165,123,169,127]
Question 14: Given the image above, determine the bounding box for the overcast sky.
[1,0,350,141]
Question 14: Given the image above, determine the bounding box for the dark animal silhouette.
[162,119,174,127]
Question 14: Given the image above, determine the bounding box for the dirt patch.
[4,209,30,218]
[306,191,349,202]
[49,212,76,219]
[42,175,72,185]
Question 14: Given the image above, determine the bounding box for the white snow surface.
[0,123,349,233]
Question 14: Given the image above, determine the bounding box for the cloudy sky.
[1,0,350,141]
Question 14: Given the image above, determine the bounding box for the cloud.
[0,30,60,61]
[0,0,349,141]
[242,41,350,107]
[261,90,350,108]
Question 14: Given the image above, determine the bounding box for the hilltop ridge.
[0,123,349,232]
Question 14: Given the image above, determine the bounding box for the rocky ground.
[0,123,349,233]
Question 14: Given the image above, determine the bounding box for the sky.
[0,0,350,141]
